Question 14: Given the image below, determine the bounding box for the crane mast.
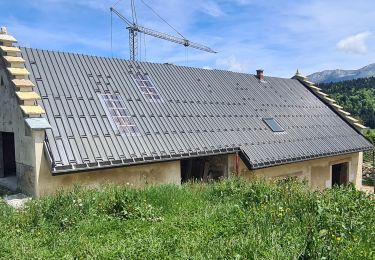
[110,4,217,61]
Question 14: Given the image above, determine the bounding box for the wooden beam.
[16,91,41,101]
[316,91,328,97]
[0,34,17,44]
[338,109,351,116]
[12,79,35,88]
[309,85,321,91]
[331,103,343,109]
[3,56,25,65]
[346,116,359,123]
[0,45,21,54]
[20,105,45,115]
[7,67,29,77]
[354,122,368,129]
[323,97,336,103]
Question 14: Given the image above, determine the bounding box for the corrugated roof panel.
[19,47,373,173]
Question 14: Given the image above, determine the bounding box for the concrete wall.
[0,69,37,194]
[0,134,3,178]
[36,138,181,196]
[228,152,363,190]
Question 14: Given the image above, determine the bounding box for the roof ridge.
[19,47,293,80]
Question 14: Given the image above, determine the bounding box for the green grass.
[0,178,374,259]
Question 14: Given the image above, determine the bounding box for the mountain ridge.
[307,63,375,83]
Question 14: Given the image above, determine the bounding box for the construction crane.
[110,1,217,61]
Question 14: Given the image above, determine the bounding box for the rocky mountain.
[307,63,375,83]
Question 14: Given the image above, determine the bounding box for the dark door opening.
[181,155,228,183]
[331,162,349,186]
[1,132,16,177]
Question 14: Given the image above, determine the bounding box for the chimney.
[256,69,264,81]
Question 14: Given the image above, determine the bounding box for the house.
[0,28,373,197]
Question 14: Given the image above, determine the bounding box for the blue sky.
[1,0,374,77]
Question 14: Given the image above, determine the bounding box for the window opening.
[132,74,161,102]
[99,94,139,135]
[263,117,284,132]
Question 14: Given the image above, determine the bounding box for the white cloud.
[336,32,372,54]
[216,56,247,72]
[199,1,224,17]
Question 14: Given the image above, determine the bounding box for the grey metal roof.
[20,47,373,173]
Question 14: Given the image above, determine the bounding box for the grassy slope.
[0,179,374,259]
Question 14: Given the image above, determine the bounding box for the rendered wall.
[36,145,181,197]
[228,152,363,190]
[0,68,37,194]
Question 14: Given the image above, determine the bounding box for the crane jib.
[110,6,217,60]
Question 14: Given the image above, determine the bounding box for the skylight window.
[263,118,284,132]
[132,74,161,102]
[99,94,139,135]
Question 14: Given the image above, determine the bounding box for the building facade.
[0,29,372,196]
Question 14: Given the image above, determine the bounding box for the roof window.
[99,94,139,135]
[132,74,161,102]
[263,117,284,132]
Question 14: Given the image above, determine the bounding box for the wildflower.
[336,236,342,241]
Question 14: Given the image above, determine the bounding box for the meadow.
[0,178,374,259]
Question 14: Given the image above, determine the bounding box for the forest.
[318,77,375,129]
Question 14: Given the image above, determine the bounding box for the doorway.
[181,155,228,182]
[1,132,16,177]
[331,162,349,186]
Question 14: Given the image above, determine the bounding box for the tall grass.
[0,178,374,259]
